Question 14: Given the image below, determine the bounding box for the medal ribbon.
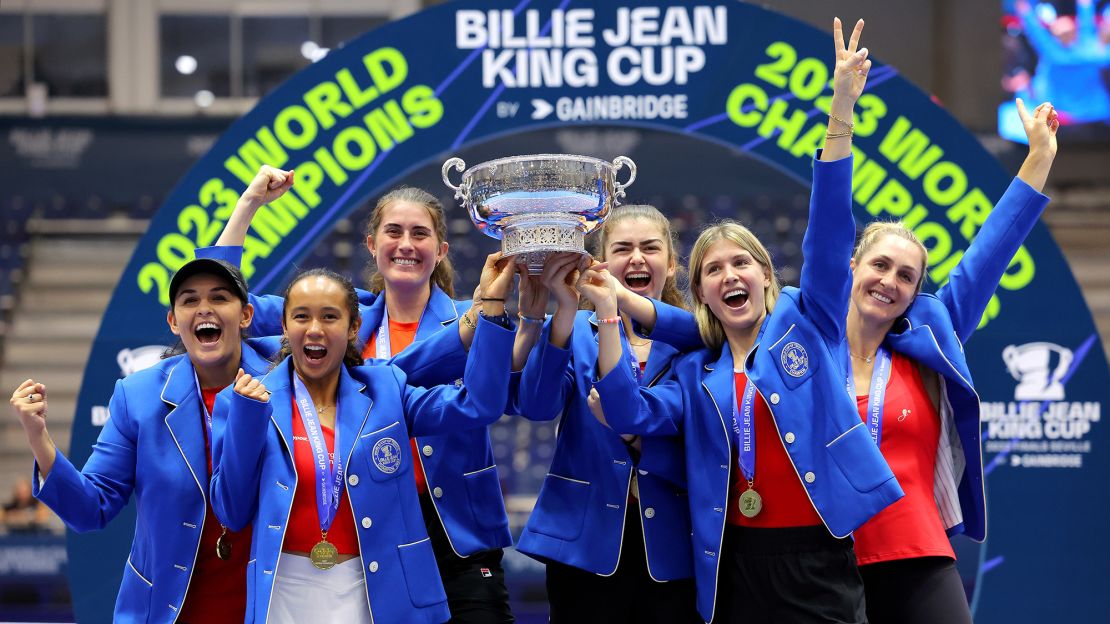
[374,306,392,360]
[293,374,344,535]
[192,371,215,466]
[729,375,758,482]
[620,326,644,386]
[846,345,892,445]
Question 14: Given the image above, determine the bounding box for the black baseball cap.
[168,258,249,305]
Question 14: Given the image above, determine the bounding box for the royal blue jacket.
[594,154,903,623]
[886,177,1048,542]
[209,316,514,624]
[197,245,512,555]
[515,311,693,580]
[32,340,273,624]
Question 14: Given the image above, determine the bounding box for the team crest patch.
[372,438,402,474]
[780,342,809,377]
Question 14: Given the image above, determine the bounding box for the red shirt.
[284,400,359,556]
[727,372,822,528]
[853,353,955,565]
[177,387,251,624]
[363,319,427,494]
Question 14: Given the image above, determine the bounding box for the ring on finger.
[27,393,36,403]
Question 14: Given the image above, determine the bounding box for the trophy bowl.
[442,154,637,273]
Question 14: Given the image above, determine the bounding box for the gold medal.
[215,527,232,561]
[310,537,339,570]
[738,487,763,518]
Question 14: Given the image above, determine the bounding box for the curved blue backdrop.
[67,1,1108,621]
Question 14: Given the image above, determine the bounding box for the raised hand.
[10,379,48,437]
[831,17,871,105]
[240,166,294,212]
[234,368,270,402]
[479,252,515,317]
[517,260,553,322]
[576,262,619,319]
[1017,98,1059,157]
[1015,99,1059,193]
[542,253,587,313]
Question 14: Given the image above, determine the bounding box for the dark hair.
[274,268,364,368]
[363,186,456,297]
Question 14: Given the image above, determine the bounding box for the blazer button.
[348,474,359,486]
[769,393,780,405]
[804,471,816,483]
[422,445,434,457]
[368,561,379,573]
[361,517,372,529]
[784,432,795,444]
[644,507,656,519]
[433,487,444,498]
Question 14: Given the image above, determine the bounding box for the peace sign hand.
[831,17,871,107]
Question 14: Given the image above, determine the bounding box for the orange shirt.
[853,353,954,565]
[177,388,251,624]
[284,400,359,556]
[362,320,427,494]
[727,372,822,528]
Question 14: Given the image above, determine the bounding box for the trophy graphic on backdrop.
[442,154,637,273]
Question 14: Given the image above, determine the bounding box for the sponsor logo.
[117,345,166,376]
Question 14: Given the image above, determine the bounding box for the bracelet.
[518,313,546,324]
[461,313,476,330]
[597,316,621,324]
[828,112,854,130]
[480,297,506,302]
[825,130,853,140]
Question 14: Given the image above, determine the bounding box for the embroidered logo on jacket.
[372,438,402,474]
[781,342,809,377]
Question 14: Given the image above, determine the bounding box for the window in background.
[0,15,23,97]
[320,15,388,51]
[31,13,107,97]
[242,16,310,98]
[160,15,231,98]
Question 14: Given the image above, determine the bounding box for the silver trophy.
[441,154,637,273]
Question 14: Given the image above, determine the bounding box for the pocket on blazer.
[826,423,897,493]
[397,538,449,608]
[360,421,407,482]
[530,474,591,541]
[117,556,154,620]
[463,465,510,531]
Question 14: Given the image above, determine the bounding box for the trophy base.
[502,215,589,274]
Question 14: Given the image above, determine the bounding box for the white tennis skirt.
[269,553,372,624]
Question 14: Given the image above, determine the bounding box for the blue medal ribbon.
[620,327,644,386]
[846,345,892,445]
[375,307,392,360]
[730,374,758,483]
[293,374,343,535]
[192,372,216,465]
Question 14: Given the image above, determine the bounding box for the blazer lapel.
[265,358,296,458]
[702,347,738,449]
[162,358,210,498]
[336,366,373,470]
[358,295,387,350]
[419,286,461,338]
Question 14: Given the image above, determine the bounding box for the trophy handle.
[612,156,637,199]
[441,158,467,200]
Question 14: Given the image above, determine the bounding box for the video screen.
[1000,0,1110,142]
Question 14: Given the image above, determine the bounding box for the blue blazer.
[33,340,273,624]
[209,316,514,624]
[594,154,903,623]
[196,245,512,555]
[885,177,1048,542]
[515,311,693,580]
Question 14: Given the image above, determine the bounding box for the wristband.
[518,313,546,324]
[597,316,621,325]
[480,297,506,302]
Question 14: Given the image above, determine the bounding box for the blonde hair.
[688,221,781,350]
[853,221,929,294]
[593,204,688,310]
[363,186,456,298]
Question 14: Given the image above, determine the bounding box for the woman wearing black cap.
[7,257,269,624]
